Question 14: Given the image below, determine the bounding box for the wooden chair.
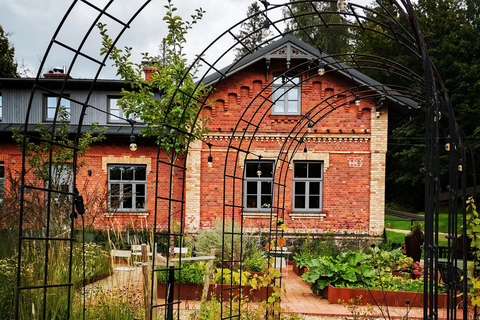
[110,249,135,271]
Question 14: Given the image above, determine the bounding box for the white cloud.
[0,0,373,79]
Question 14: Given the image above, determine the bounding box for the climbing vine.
[466,197,480,306]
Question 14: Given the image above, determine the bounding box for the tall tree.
[0,25,18,78]
[234,2,267,60]
[352,0,480,210]
[283,1,352,54]
[98,0,210,160]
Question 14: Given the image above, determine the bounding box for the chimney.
[43,66,72,79]
[143,66,157,81]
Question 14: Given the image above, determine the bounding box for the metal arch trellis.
[14,1,474,320]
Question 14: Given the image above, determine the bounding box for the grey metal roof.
[202,34,419,112]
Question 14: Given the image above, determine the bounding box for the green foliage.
[292,250,315,269]
[283,1,351,54]
[243,244,267,272]
[13,107,106,183]
[157,261,207,285]
[234,2,267,60]
[466,197,480,306]
[0,238,111,319]
[0,25,18,77]
[214,268,251,286]
[98,0,211,160]
[194,220,245,268]
[300,251,377,293]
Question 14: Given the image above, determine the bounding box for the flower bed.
[156,282,273,301]
[323,285,454,308]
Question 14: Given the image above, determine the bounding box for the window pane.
[294,163,307,178]
[246,181,257,194]
[287,99,298,113]
[309,163,322,178]
[261,181,271,194]
[262,162,274,178]
[110,166,121,180]
[260,196,272,207]
[295,181,305,195]
[123,184,133,208]
[136,184,145,196]
[295,196,305,209]
[310,182,320,195]
[245,163,259,177]
[309,196,320,209]
[0,164,4,178]
[60,98,70,113]
[135,166,146,181]
[246,195,257,208]
[47,97,56,119]
[136,197,145,209]
[123,167,134,180]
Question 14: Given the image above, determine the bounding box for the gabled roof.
[202,34,418,114]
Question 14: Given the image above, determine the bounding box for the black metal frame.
[15,1,474,319]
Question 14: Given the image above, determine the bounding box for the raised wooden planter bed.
[323,285,456,308]
[157,282,273,301]
[291,262,307,276]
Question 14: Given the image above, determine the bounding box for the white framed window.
[0,94,3,121]
[293,161,323,212]
[108,97,137,123]
[272,75,301,115]
[108,165,147,212]
[45,95,70,121]
[244,161,274,211]
[0,162,4,202]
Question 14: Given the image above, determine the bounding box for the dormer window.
[272,75,301,115]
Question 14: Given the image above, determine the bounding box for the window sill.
[289,212,326,220]
[104,211,149,217]
[242,211,274,218]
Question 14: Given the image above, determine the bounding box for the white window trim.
[292,161,324,213]
[243,160,275,212]
[108,96,138,123]
[271,75,301,115]
[44,95,70,121]
[108,164,147,213]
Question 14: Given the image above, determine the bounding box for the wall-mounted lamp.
[88,170,92,176]
[307,122,313,133]
[376,105,381,118]
[318,61,325,76]
[256,155,263,177]
[326,129,330,133]
[207,143,213,168]
[337,0,347,12]
[127,119,137,151]
[303,146,308,154]
[354,94,361,107]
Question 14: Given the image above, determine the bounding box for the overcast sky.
[1,0,373,80]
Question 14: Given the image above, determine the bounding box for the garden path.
[83,263,469,319]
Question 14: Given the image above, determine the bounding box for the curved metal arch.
[16,0,474,319]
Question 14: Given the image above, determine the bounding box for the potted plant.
[404,222,424,262]
[392,256,423,279]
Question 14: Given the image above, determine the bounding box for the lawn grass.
[385,207,462,234]
[385,230,448,247]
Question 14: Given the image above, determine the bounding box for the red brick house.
[0,35,416,237]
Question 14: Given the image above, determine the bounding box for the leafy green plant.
[157,261,207,285]
[300,251,376,294]
[214,268,251,286]
[292,251,315,269]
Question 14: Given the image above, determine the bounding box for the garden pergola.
[14,1,474,319]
